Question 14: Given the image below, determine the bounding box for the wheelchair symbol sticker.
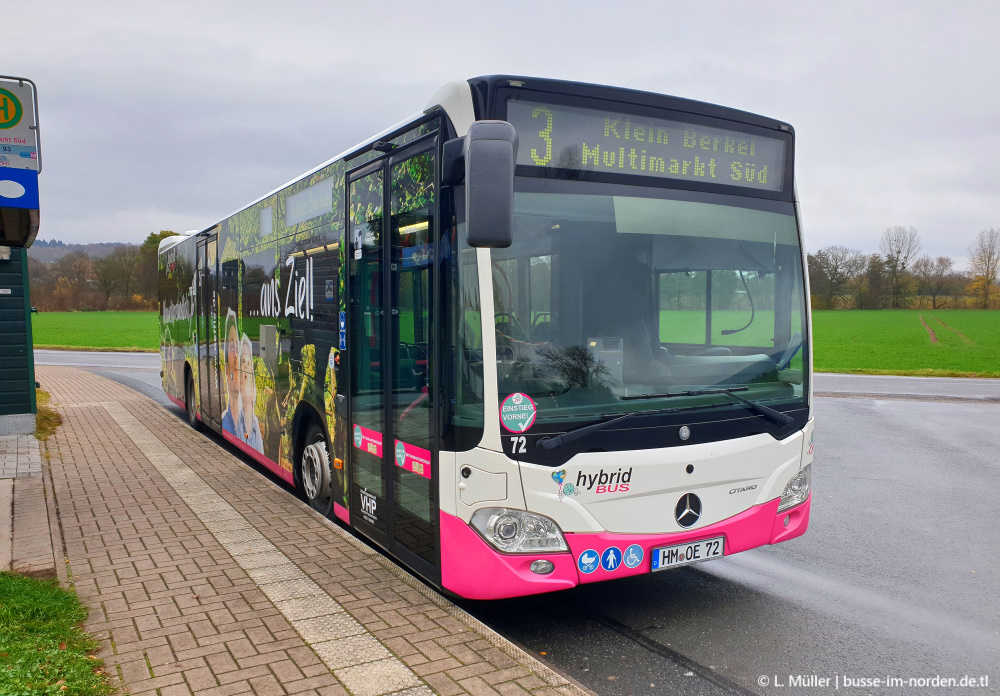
[623,544,644,569]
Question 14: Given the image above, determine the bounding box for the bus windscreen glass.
[506,99,786,192]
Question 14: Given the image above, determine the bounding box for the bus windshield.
[491,182,808,426]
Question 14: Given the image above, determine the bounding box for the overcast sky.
[6,0,999,266]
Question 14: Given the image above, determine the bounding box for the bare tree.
[968,228,1000,309]
[53,251,95,293]
[912,255,955,309]
[879,226,921,308]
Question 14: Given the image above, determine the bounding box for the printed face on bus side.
[226,325,240,411]
[239,338,255,417]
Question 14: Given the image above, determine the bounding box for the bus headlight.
[778,464,811,512]
[470,508,569,554]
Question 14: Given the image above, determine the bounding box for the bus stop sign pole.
[0,76,41,435]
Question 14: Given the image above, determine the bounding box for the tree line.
[26,224,1000,312]
[28,231,177,311]
[808,227,1000,310]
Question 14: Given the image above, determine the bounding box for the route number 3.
[509,436,527,454]
[529,106,553,166]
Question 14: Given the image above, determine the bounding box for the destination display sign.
[0,79,38,172]
[506,99,786,192]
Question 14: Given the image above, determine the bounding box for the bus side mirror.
[464,121,517,248]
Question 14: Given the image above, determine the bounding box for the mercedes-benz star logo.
[675,493,702,528]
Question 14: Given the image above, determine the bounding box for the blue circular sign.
[623,544,644,569]
[577,549,599,574]
[601,546,623,572]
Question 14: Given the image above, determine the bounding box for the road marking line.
[100,401,429,696]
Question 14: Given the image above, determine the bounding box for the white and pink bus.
[159,76,813,600]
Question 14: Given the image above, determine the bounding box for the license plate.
[651,536,725,571]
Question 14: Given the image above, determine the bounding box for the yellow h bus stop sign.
[0,88,23,129]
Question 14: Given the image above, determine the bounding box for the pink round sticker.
[500,392,537,432]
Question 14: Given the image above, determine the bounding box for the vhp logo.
[0,89,22,130]
[359,489,377,518]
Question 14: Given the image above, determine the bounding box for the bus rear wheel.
[300,422,333,516]
[185,372,200,431]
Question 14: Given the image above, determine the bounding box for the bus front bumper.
[439,494,810,600]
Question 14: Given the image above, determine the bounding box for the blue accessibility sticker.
[577,549,599,574]
[623,544,644,569]
[601,546,623,572]
[339,311,346,330]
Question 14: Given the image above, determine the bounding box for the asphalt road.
[35,350,1000,695]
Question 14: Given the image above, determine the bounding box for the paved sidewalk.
[1,433,62,579]
[36,366,591,696]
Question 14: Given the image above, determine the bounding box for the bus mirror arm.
[464,121,518,249]
[441,137,465,185]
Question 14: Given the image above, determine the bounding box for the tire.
[299,421,333,517]
[185,371,201,431]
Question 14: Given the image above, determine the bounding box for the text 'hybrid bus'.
[159,76,813,600]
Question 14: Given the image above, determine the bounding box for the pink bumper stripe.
[439,495,811,599]
[566,495,810,583]
[222,431,294,485]
[166,393,186,410]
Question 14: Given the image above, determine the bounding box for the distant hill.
[28,240,125,263]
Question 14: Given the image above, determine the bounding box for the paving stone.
[291,614,366,643]
[311,633,393,670]
[334,658,422,696]
[258,578,329,603]
[272,596,344,622]
[245,564,308,585]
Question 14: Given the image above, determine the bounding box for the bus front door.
[347,139,440,583]
[196,234,222,428]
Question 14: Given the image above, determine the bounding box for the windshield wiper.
[535,388,793,452]
[715,388,794,426]
[535,409,659,452]
[623,386,794,427]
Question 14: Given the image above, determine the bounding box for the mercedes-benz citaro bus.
[159,76,813,600]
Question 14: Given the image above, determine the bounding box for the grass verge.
[34,391,63,442]
[814,367,994,378]
[0,572,113,696]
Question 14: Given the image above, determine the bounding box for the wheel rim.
[302,437,330,502]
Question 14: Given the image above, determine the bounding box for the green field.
[31,311,159,351]
[29,309,1000,378]
[812,310,1000,377]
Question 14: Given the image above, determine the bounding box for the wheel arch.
[291,400,330,486]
